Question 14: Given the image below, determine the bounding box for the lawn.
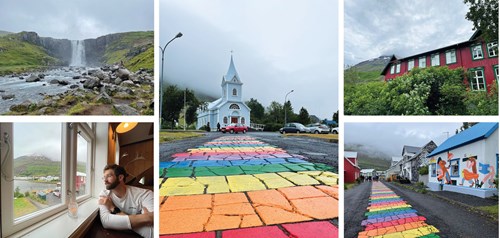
[14,197,38,218]
[160,131,204,142]
[283,133,338,142]
[477,204,499,218]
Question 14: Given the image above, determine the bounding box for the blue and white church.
[197,55,251,130]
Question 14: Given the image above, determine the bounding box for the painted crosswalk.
[358,182,440,238]
[159,135,339,237]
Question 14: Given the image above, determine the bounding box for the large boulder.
[120,80,136,87]
[94,92,113,104]
[49,79,60,84]
[113,104,139,115]
[2,94,15,100]
[116,68,131,80]
[26,75,40,82]
[83,77,102,89]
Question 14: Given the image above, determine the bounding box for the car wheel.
[230,129,234,134]
[332,131,338,134]
[314,130,319,134]
[296,130,300,134]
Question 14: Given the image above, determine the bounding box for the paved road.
[385,182,498,238]
[344,182,372,237]
[345,181,498,238]
[160,132,338,168]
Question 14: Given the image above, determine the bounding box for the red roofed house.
[381,31,498,92]
[344,151,361,183]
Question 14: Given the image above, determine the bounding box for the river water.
[0,67,88,114]
[14,180,58,193]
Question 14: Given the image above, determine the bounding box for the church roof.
[223,55,242,84]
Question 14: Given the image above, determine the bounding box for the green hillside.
[0,33,59,75]
[345,144,391,171]
[0,30,13,36]
[14,155,87,177]
[103,31,154,72]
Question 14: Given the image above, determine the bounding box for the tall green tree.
[283,100,296,123]
[297,107,310,125]
[333,110,339,124]
[464,0,498,42]
[266,101,283,124]
[162,85,184,128]
[246,98,265,123]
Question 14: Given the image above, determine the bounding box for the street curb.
[281,134,339,143]
[389,182,498,223]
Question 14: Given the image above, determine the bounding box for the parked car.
[331,127,339,134]
[305,123,330,134]
[221,123,248,134]
[279,123,307,134]
[52,187,61,197]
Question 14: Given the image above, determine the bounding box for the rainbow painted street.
[358,182,440,238]
[159,136,339,238]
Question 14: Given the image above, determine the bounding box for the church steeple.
[223,53,242,84]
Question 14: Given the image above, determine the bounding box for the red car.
[221,123,248,134]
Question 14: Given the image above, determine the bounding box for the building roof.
[428,123,499,157]
[344,151,358,158]
[344,156,360,169]
[391,156,403,162]
[381,30,483,75]
[360,169,375,173]
[223,55,242,84]
[402,145,421,156]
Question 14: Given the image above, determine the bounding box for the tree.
[184,89,200,126]
[297,107,310,125]
[246,98,265,123]
[333,110,339,124]
[283,100,296,123]
[162,85,184,128]
[266,101,283,124]
[464,0,498,42]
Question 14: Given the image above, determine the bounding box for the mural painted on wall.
[432,153,497,189]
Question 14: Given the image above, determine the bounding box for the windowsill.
[8,198,99,238]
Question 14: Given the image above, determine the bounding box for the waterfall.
[70,40,86,67]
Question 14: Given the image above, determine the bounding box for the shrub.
[418,166,429,175]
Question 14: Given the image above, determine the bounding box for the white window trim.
[395,63,401,74]
[1,123,96,237]
[487,41,498,57]
[470,68,486,91]
[446,50,457,64]
[431,53,440,66]
[390,65,395,74]
[408,60,414,71]
[419,56,426,68]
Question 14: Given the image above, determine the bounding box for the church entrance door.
[231,117,238,123]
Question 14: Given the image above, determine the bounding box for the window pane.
[77,132,89,197]
[13,123,62,219]
[408,60,414,71]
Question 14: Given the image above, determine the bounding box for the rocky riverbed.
[0,65,154,115]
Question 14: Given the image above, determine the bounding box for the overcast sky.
[0,0,153,40]
[345,122,464,157]
[344,0,474,66]
[161,0,339,120]
[13,123,86,162]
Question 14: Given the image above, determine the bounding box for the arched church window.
[229,104,240,110]
[241,117,245,124]
[232,88,237,96]
[223,117,228,124]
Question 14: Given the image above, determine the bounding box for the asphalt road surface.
[344,181,499,238]
[160,131,338,168]
[344,181,372,237]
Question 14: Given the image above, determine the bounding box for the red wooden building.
[381,31,498,92]
[344,151,360,183]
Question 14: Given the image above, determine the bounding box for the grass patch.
[345,183,357,190]
[67,102,91,115]
[102,31,154,71]
[284,133,338,142]
[477,204,499,218]
[14,197,38,218]
[160,131,204,142]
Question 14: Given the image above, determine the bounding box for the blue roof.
[428,123,498,157]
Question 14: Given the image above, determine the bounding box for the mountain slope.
[14,155,86,177]
[345,56,391,83]
[345,143,392,171]
[0,33,60,75]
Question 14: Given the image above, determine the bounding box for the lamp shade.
[116,122,138,134]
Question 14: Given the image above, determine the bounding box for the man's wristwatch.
[111,207,121,214]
